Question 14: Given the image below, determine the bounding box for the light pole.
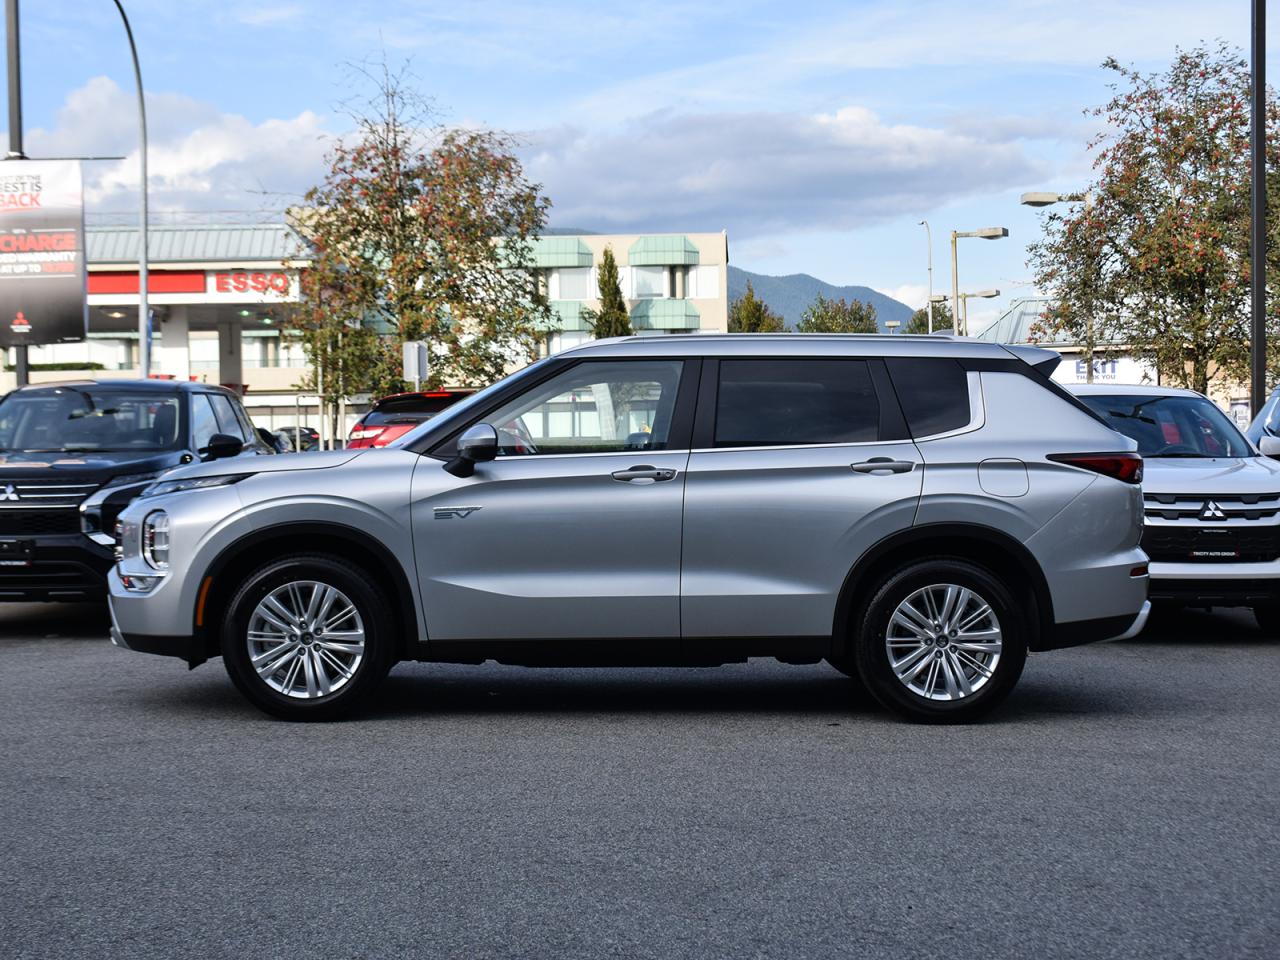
[928,294,949,332]
[110,1,150,378]
[1021,191,1097,379]
[919,220,934,333]
[885,320,901,335]
[1251,0,1266,415]
[957,289,1000,336]
[950,226,1008,335]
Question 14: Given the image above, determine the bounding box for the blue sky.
[12,0,1278,328]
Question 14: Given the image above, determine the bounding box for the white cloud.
[875,284,929,311]
[26,77,330,211]
[236,5,303,27]
[526,106,1042,238]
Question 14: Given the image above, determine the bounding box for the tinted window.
[0,388,182,452]
[885,358,971,437]
[714,359,879,448]
[209,394,249,441]
[1077,393,1253,458]
[481,360,685,456]
[191,395,221,450]
[366,394,463,426]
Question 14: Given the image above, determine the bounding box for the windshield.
[0,388,183,453]
[1078,393,1253,458]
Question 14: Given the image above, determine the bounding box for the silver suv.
[108,335,1149,723]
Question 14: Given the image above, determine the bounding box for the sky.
[10,0,1279,330]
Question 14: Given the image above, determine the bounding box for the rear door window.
[713,359,879,447]
[885,358,971,438]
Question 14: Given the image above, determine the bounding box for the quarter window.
[885,358,972,437]
[714,359,880,447]
[480,360,685,456]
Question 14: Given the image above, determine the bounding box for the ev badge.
[1200,500,1226,521]
[434,505,482,520]
[0,485,18,502]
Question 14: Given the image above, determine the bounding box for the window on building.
[554,267,594,301]
[687,265,720,299]
[632,266,668,299]
[481,359,685,455]
[885,358,972,437]
[714,359,880,448]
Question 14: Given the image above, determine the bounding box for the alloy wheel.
[885,583,1003,701]
[246,580,366,699]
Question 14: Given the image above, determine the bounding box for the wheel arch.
[192,521,421,663]
[830,523,1054,659]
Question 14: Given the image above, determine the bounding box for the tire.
[1253,603,1280,637]
[221,553,396,721]
[851,558,1027,723]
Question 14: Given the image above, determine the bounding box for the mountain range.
[726,266,914,332]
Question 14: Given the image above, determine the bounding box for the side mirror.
[444,423,498,477]
[1260,435,1280,460]
[203,433,244,461]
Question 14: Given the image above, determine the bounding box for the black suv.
[0,380,273,601]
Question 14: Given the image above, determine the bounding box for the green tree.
[583,246,633,338]
[728,281,786,332]
[1028,43,1280,394]
[796,294,878,333]
[287,62,551,396]
[904,302,952,335]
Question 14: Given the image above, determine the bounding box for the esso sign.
[208,270,295,300]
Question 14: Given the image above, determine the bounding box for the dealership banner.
[0,160,88,347]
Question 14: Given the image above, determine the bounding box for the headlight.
[142,511,170,570]
[141,473,247,498]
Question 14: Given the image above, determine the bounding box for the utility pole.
[5,0,28,386]
[919,221,934,333]
[1251,0,1267,416]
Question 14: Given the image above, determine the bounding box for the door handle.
[850,458,915,475]
[611,465,678,482]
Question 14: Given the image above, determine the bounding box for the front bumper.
[107,566,205,665]
[1149,559,1280,606]
[0,534,114,601]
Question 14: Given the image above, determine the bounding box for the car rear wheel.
[852,559,1027,723]
[221,554,395,721]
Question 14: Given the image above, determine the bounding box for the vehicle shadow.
[1122,604,1277,647]
[0,602,109,643]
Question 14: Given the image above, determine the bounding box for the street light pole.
[110,1,150,379]
[950,227,1008,336]
[5,0,28,386]
[1251,0,1267,415]
[923,221,935,334]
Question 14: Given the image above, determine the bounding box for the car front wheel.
[852,559,1027,723]
[221,554,395,720]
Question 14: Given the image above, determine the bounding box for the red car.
[347,391,472,448]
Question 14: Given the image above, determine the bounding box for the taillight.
[350,426,385,441]
[1047,452,1143,484]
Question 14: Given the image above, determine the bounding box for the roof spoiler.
[1003,344,1061,376]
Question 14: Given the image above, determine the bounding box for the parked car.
[1072,384,1280,632]
[0,379,274,602]
[347,391,472,448]
[108,335,1148,723]
[275,425,319,452]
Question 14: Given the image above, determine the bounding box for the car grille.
[0,481,98,536]
[1143,492,1280,521]
[1141,525,1280,563]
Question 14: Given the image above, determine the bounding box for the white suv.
[1072,384,1280,632]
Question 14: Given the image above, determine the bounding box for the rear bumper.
[0,535,113,602]
[1037,604,1149,651]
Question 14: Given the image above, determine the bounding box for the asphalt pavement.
[1,601,1277,960]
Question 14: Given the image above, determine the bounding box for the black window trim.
[692,355,909,451]
[424,356,703,460]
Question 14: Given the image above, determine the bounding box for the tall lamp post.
[951,227,1008,335]
[110,1,150,378]
[1021,191,1097,380]
[957,289,1001,336]
[919,220,934,333]
[1251,0,1266,416]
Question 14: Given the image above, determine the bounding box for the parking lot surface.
[2,602,1277,960]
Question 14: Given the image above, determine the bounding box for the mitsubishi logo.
[0,485,18,502]
[1200,500,1226,521]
